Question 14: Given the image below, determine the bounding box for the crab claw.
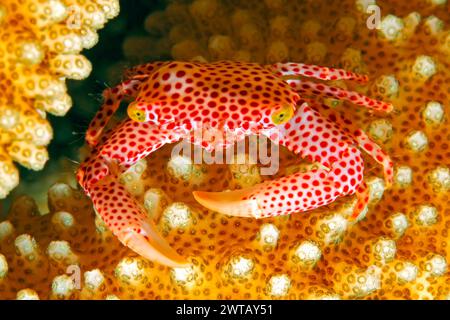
[90,176,188,268]
[193,168,344,219]
[193,187,265,218]
[120,220,189,268]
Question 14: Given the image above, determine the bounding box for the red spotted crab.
[77,61,394,267]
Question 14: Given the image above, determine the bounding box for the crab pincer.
[193,102,390,221]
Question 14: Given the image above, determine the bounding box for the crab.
[77,61,394,268]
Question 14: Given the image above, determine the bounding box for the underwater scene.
[0,0,449,300]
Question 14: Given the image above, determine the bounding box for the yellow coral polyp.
[0,0,119,198]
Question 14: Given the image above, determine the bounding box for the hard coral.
[0,0,449,300]
[0,137,448,299]
[0,0,119,198]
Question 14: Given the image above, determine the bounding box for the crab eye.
[271,104,294,125]
[127,104,146,122]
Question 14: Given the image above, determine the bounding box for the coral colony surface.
[0,0,449,300]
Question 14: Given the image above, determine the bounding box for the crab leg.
[352,129,394,187]
[270,62,369,82]
[86,79,143,148]
[288,79,394,112]
[194,103,369,220]
[89,176,188,267]
[353,181,369,220]
[123,61,167,78]
[78,120,189,267]
[86,61,170,147]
